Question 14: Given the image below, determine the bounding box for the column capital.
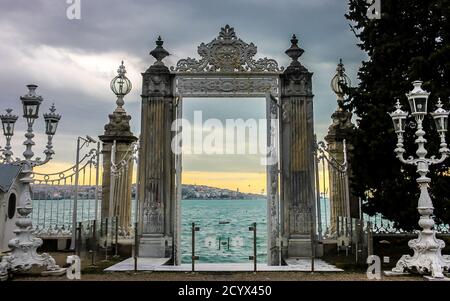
[324,109,355,143]
[281,37,313,98]
[99,110,138,144]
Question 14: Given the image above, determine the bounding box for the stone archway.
[138,25,316,265]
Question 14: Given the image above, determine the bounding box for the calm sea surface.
[31,198,332,263]
[181,199,267,263]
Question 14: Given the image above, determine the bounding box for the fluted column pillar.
[325,59,357,237]
[99,61,137,229]
[324,109,355,236]
[280,35,316,258]
[100,140,136,227]
[138,37,176,259]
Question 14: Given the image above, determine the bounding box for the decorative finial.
[291,34,298,45]
[0,108,18,127]
[110,61,132,112]
[26,84,38,96]
[432,97,448,115]
[337,59,345,75]
[219,25,236,40]
[43,103,61,129]
[285,34,304,66]
[331,59,351,104]
[150,36,170,66]
[117,61,126,76]
[413,80,422,88]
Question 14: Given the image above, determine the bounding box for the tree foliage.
[345,0,450,229]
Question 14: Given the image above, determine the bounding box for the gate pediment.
[172,25,282,97]
[171,25,283,74]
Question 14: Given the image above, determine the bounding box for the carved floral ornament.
[171,25,283,73]
[175,76,279,97]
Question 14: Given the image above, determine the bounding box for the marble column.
[325,59,357,237]
[138,37,176,259]
[280,35,316,258]
[324,109,356,235]
[99,104,137,229]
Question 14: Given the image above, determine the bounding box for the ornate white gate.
[138,25,316,265]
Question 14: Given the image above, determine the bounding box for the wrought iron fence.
[315,138,350,239]
[75,216,134,266]
[334,216,371,262]
[30,145,100,237]
[363,214,450,235]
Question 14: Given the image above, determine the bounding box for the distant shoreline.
[182,198,266,200]
[31,183,266,200]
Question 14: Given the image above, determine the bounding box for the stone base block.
[288,238,323,257]
[139,234,166,258]
[316,242,324,257]
[322,239,338,256]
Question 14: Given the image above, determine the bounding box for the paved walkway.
[104,258,343,272]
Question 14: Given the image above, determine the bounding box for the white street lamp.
[389,80,450,279]
[0,85,64,280]
[110,61,132,113]
[0,109,18,163]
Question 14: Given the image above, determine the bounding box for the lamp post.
[330,58,351,109]
[101,60,134,225]
[389,80,450,279]
[0,109,18,163]
[111,61,132,114]
[0,84,64,280]
[69,135,97,250]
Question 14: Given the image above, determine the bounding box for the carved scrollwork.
[176,76,279,97]
[282,100,291,122]
[282,73,312,96]
[171,25,283,73]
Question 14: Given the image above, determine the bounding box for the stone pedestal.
[138,234,167,257]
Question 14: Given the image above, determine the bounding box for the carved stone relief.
[172,25,283,74]
[176,76,279,97]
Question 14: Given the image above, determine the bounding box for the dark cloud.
[0,0,366,169]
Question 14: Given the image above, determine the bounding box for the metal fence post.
[76,222,82,257]
[134,222,139,272]
[114,216,119,258]
[310,220,315,273]
[345,217,349,256]
[91,219,97,266]
[249,222,257,272]
[337,216,340,237]
[367,221,373,256]
[191,222,200,272]
[103,217,109,262]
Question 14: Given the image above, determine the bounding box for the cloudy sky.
[0,0,366,193]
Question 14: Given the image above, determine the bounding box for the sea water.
[31,198,332,263]
[181,199,267,263]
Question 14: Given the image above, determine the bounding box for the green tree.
[345,0,450,230]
